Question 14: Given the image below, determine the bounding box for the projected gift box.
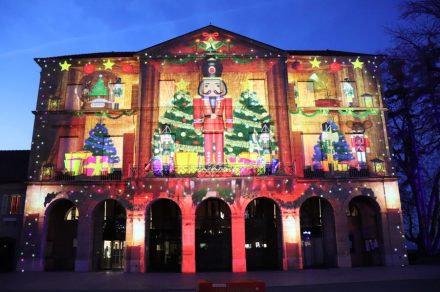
[64,151,93,176]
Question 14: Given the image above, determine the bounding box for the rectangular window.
[296,81,316,107]
[159,80,175,117]
[8,195,21,215]
[247,79,268,109]
[58,137,79,170]
[65,84,83,110]
[108,82,125,110]
[341,80,357,107]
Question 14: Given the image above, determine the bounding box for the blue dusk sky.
[0,0,402,150]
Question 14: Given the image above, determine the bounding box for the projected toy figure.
[346,120,372,168]
[193,57,233,166]
[159,124,175,175]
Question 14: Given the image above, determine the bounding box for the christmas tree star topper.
[176,79,189,91]
[203,37,220,51]
[59,60,71,71]
[242,80,253,92]
[310,57,321,68]
[103,59,115,70]
[351,57,364,69]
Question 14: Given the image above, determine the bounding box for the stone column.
[231,213,246,272]
[74,212,92,271]
[281,210,302,270]
[181,212,195,273]
[124,209,145,272]
[333,209,351,267]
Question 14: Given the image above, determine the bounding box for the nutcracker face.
[198,78,227,97]
[160,134,173,145]
[260,133,270,144]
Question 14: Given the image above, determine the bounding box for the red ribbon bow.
[202,32,219,40]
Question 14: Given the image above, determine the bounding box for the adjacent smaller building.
[0,150,30,272]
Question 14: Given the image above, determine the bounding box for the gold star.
[176,79,189,91]
[103,59,115,70]
[203,37,220,51]
[309,57,321,68]
[59,60,71,71]
[351,57,364,69]
[241,80,253,91]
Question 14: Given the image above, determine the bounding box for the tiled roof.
[0,150,30,183]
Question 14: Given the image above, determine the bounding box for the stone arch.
[91,199,127,271]
[299,196,337,268]
[145,198,182,272]
[43,198,78,271]
[244,197,283,270]
[347,195,384,267]
[195,198,232,272]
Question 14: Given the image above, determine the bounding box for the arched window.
[65,206,79,221]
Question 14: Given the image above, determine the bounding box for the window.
[296,81,316,107]
[341,79,357,107]
[2,195,22,215]
[65,206,79,221]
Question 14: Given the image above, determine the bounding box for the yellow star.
[351,57,364,69]
[59,60,71,71]
[203,37,220,51]
[241,80,253,91]
[309,57,321,68]
[103,59,115,70]
[176,79,189,91]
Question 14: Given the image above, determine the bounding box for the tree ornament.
[310,57,321,68]
[83,63,96,74]
[122,63,133,73]
[59,60,71,71]
[330,61,341,72]
[103,59,115,70]
[351,57,364,69]
[291,61,304,71]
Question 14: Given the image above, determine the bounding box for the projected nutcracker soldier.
[193,57,233,167]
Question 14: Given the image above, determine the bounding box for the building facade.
[0,150,29,272]
[19,26,407,273]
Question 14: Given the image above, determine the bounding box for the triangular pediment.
[136,25,286,58]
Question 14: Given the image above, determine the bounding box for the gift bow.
[202,32,219,40]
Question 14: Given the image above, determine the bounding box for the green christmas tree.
[225,89,277,156]
[83,122,120,163]
[90,75,109,97]
[153,82,203,155]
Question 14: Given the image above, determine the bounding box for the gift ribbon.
[202,32,219,40]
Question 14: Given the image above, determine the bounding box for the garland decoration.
[291,108,380,117]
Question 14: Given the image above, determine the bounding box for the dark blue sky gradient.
[0,0,401,150]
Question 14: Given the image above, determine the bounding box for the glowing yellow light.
[384,181,401,209]
[284,215,297,243]
[132,219,145,244]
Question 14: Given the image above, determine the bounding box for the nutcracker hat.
[202,57,223,78]
[161,124,172,134]
[261,123,270,133]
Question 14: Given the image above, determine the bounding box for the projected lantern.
[41,163,54,180]
[361,93,374,108]
[371,157,385,176]
[48,96,61,111]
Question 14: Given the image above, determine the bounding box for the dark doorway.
[245,198,282,270]
[93,199,126,271]
[0,237,16,272]
[348,196,383,266]
[44,200,78,271]
[147,199,182,272]
[196,198,232,272]
[300,197,337,268]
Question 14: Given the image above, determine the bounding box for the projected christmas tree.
[83,122,120,163]
[90,75,109,97]
[225,89,276,155]
[153,81,203,155]
[312,121,353,168]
